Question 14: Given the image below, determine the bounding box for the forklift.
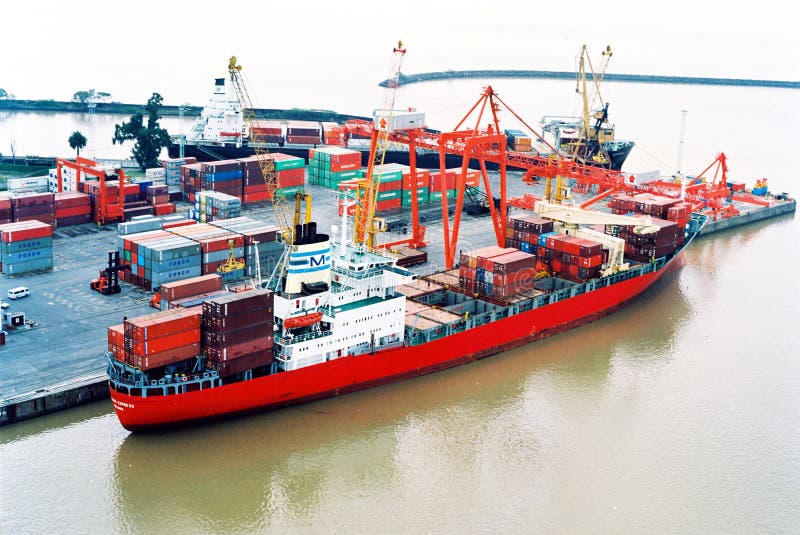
[91,251,128,295]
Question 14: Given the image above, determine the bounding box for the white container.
[373,110,426,132]
[146,168,166,179]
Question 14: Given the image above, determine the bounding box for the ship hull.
[168,142,470,169]
[110,254,683,431]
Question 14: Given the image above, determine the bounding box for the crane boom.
[533,200,658,232]
[226,57,308,247]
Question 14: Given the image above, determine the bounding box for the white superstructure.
[272,228,414,372]
[185,78,247,146]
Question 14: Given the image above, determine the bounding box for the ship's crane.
[353,41,428,251]
[226,56,310,289]
[531,200,660,275]
[573,44,617,166]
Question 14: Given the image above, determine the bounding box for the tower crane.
[226,56,311,290]
[353,40,428,251]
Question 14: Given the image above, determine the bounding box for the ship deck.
[0,170,794,413]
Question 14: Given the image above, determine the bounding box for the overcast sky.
[2,0,797,107]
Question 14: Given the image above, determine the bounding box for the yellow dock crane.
[226,56,311,290]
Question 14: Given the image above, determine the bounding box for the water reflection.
[110,267,695,532]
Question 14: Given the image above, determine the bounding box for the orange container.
[125,308,201,342]
[129,342,201,370]
[131,328,200,356]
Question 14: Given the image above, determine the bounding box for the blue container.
[1,237,53,254]
[520,241,531,253]
[538,232,555,247]
[476,267,485,282]
[218,268,245,282]
[2,256,54,274]
[150,265,203,288]
[2,247,53,264]
[137,181,153,194]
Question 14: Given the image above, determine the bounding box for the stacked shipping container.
[11,192,54,225]
[0,220,54,274]
[193,191,242,222]
[121,308,202,370]
[202,290,275,377]
[54,192,92,227]
[0,196,11,224]
[208,217,282,278]
[165,223,246,280]
[542,234,604,282]
[118,230,202,291]
[459,246,538,299]
[307,147,362,189]
[617,219,682,262]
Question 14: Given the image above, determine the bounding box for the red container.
[202,308,274,333]
[202,321,273,349]
[129,342,202,370]
[130,328,201,357]
[578,254,603,268]
[124,308,202,342]
[206,335,274,362]
[153,203,175,215]
[160,274,223,302]
[277,167,305,187]
[0,220,54,242]
[202,289,274,317]
[376,199,402,211]
[207,349,273,377]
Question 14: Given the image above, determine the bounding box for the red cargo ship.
[108,212,706,431]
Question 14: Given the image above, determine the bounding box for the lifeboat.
[283,311,323,329]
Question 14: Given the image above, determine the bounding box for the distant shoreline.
[0,100,367,122]
[379,70,800,88]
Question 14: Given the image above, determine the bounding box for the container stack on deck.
[120,308,202,370]
[504,214,555,252]
[609,192,691,228]
[0,220,54,274]
[321,122,346,146]
[202,290,275,377]
[118,230,202,290]
[54,192,92,227]
[251,120,283,144]
[543,234,604,282]
[157,274,224,311]
[617,219,682,262]
[459,245,538,299]
[307,147,362,189]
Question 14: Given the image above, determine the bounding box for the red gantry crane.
[55,156,126,224]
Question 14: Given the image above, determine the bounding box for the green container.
[274,157,305,171]
[277,186,305,197]
[377,189,401,201]
[401,189,430,206]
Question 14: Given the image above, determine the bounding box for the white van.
[7,287,30,300]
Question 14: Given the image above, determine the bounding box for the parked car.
[7,287,30,300]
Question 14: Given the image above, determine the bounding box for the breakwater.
[380,70,800,89]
